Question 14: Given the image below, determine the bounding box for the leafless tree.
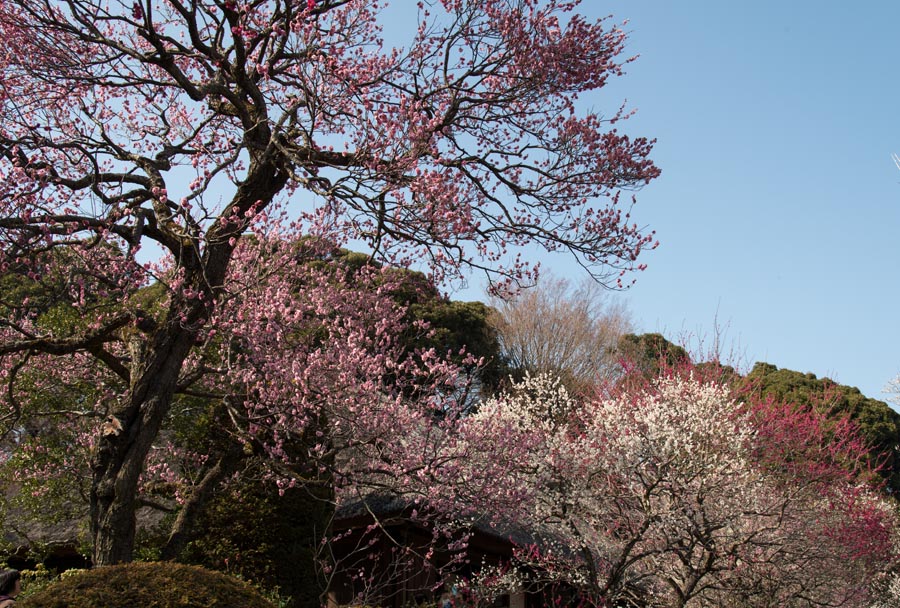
[489,274,632,394]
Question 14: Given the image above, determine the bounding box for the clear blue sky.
[443,2,900,402]
[599,1,900,402]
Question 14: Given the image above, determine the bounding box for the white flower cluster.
[464,371,895,606]
[869,573,900,608]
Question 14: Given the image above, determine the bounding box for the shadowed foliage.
[178,461,331,608]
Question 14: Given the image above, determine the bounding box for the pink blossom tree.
[0,0,659,565]
[0,225,505,608]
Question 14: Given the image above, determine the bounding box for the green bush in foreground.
[20,562,276,608]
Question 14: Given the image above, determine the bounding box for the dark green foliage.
[743,362,900,489]
[179,467,331,608]
[309,246,507,395]
[692,360,740,386]
[19,562,276,608]
[403,295,506,394]
[617,333,690,379]
[0,246,144,333]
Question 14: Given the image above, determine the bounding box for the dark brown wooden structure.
[326,495,552,608]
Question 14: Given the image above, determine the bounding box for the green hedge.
[20,562,276,608]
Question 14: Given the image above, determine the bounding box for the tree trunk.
[89,325,197,565]
[88,158,288,565]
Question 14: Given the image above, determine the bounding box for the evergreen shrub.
[20,561,276,608]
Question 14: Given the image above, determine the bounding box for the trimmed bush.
[20,561,276,608]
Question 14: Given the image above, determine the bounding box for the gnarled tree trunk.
[90,323,198,565]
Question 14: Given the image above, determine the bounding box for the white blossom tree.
[462,372,899,607]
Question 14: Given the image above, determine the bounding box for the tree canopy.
[742,362,900,490]
[0,0,660,568]
[489,273,632,395]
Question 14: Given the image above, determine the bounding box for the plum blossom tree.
[0,0,660,565]
[462,372,899,607]
[744,363,900,490]
[0,226,503,607]
[1,231,508,607]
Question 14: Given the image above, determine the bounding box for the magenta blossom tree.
[0,0,659,565]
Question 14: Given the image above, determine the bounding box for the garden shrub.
[19,561,276,608]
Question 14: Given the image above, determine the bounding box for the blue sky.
[445,2,900,402]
